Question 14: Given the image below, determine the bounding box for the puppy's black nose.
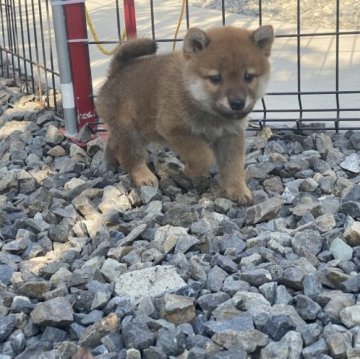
[229,98,245,111]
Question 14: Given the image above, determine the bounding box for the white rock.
[114,265,187,304]
[330,238,353,261]
[340,153,360,174]
[153,225,188,254]
[340,304,360,328]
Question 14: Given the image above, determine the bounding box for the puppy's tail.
[110,38,157,72]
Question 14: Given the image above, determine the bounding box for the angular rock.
[10,295,35,314]
[302,338,329,359]
[232,291,271,313]
[329,237,353,261]
[339,304,360,328]
[100,258,127,282]
[299,178,318,192]
[30,297,74,327]
[197,292,230,313]
[208,348,247,359]
[321,267,349,289]
[303,274,322,301]
[101,332,124,352]
[41,326,67,344]
[282,181,301,205]
[262,314,296,341]
[143,347,167,359]
[8,329,26,355]
[314,214,336,233]
[91,290,112,310]
[159,293,196,325]
[0,264,14,286]
[245,196,283,225]
[340,153,359,174]
[206,265,228,292]
[271,305,306,330]
[324,331,348,359]
[162,205,200,227]
[239,268,272,287]
[278,266,305,290]
[174,234,200,254]
[0,315,16,342]
[300,323,323,346]
[339,201,360,219]
[292,229,322,255]
[295,294,321,321]
[275,285,293,305]
[156,328,186,356]
[45,124,64,145]
[260,331,303,359]
[212,329,268,353]
[212,253,237,274]
[81,310,104,325]
[79,313,119,347]
[323,291,355,321]
[339,274,360,293]
[122,320,156,351]
[153,225,187,254]
[344,221,360,246]
[139,186,161,204]
[120,224,148,246]
[204,312,254,336]
[214,198,233,214]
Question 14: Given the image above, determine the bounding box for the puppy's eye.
[244,72,255,83]
[208,74,222,85]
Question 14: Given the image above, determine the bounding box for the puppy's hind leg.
[104,136,120,166]
[108,128,158,188]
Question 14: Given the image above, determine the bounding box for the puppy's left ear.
[251,25,274,57]
[183,28,210,58]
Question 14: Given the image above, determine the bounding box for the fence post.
[123,0,137,39]
[51,0,78,136]
[63,0,97,131]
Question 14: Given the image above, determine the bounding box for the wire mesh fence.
[0,0,59,112]
[1,0,360,132]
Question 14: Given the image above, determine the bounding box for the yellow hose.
[172,0,187,51]
[85,6,125,56]
[85,1,186,55]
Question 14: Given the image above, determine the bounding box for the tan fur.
[72,347,94,359]
[96,25,274,204]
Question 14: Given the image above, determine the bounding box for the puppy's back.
[96,39,182,131]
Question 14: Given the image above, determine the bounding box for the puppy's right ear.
[183,28,210,58]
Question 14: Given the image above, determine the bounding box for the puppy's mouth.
[213,97,255,120]
[213,105,252,120]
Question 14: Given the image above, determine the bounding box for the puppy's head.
[182,25,274,120]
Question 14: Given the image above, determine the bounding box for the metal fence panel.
[0,0,59,111]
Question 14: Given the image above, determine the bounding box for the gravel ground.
[1,78,360,359]
[190,0,360,30]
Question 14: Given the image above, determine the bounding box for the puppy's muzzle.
[228,98,246,111]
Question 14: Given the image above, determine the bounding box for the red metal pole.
[123,0,137,39]
[64,1,97,131]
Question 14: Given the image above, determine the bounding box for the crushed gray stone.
[1,81,360,357]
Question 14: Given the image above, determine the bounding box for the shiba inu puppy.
[96,25,274,204]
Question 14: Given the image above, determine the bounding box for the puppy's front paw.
[223,183,253,206]
[132,169,159,188]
